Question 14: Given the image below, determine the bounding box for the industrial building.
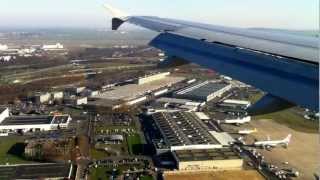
[65,86,86,95]
[155,97,205,112]
[0,163,74,179]
[174,81,232,102]
[136,72,170,85]
[172,148,243,171]
[209,131,236,146]
[64,96,87,106]
[33,92,51,104]
[92,74,185,108]
[151,112,222,154]
[51,91,64,100]
[0,114,72,133]
[95,134,124,144]
[42,43,64,51]
[0,44,8,51]
[95,76,184,101]
[220,99,251,109]
[0,108,9,123]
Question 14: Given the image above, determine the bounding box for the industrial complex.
[0,27,316,180]
[173,81,232,102]
[90,72,185,109]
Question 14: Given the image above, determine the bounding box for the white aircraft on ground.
[238,128,258,135]
[253,134,292,149]
[218,116,251,126]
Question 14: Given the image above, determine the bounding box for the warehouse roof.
[94,76,185,101]
[152,112,219,147]
[0,107,8,113]
[173,148,241,162]
[0,115,70,126]
[0,116,54,125]
[51,115,70,124]
[209,131,235,146]
[176,81,229,97]
[0,163,71,179]
[156,97,193,104]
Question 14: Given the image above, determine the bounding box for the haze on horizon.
[0,0,318,30]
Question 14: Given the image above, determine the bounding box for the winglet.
[284,134,292,142]
[103,4,129,30]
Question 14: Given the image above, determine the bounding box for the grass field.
[90,166,113,180]
[140,175,154,180]
[127,134,142,155]
[254,109,318,133]
[0,137,31,165]
[247,92,318,133]
[90,148,110,160]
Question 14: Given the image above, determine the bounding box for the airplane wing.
[104,4,319,112]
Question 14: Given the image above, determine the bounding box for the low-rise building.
[136,72,171,85]
[0,114,72,133]
[0,163,74,179]
[172,148,243,171]
[64,96,87,106]
[0,108,10,123]
[156,97,205,112]
[209,131,236,146]
[0,55,14,62]
[82,89,100,97]
[151,112,222,154]
[51,91,64,100]
[0,44,8,51]
[33,92,51,104]
[174,81,232,102]
[42,43,64,50]
[65,86,86,95]
[92,75,185,108]
[221,99,251,109]
[95,134,124,144]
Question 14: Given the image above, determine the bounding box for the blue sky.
[0,0,318,30]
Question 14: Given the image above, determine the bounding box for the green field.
[127,134,142,155]
[0,137,31,164]
[90,166,114,180]
[140,175,154,180]
[254,109,318,133]
[246,92,318,133]
[90,148,110,160]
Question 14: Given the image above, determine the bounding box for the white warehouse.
[42,43,64,50]
[136,72,170,85]
[174,81,232,102]
[0,114,72,133]
[0,108,10,123]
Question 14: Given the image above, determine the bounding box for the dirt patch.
[248,119,319,180]
[163,170,264,180]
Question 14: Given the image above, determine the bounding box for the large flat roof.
[152,112,219,147]
[94,76,185,101]
[51,115,70,124]
[0,107,7,113]
[0,163,71,179]
[175,81,229,98]
[174,148,241,162]
[0,116,53,126]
